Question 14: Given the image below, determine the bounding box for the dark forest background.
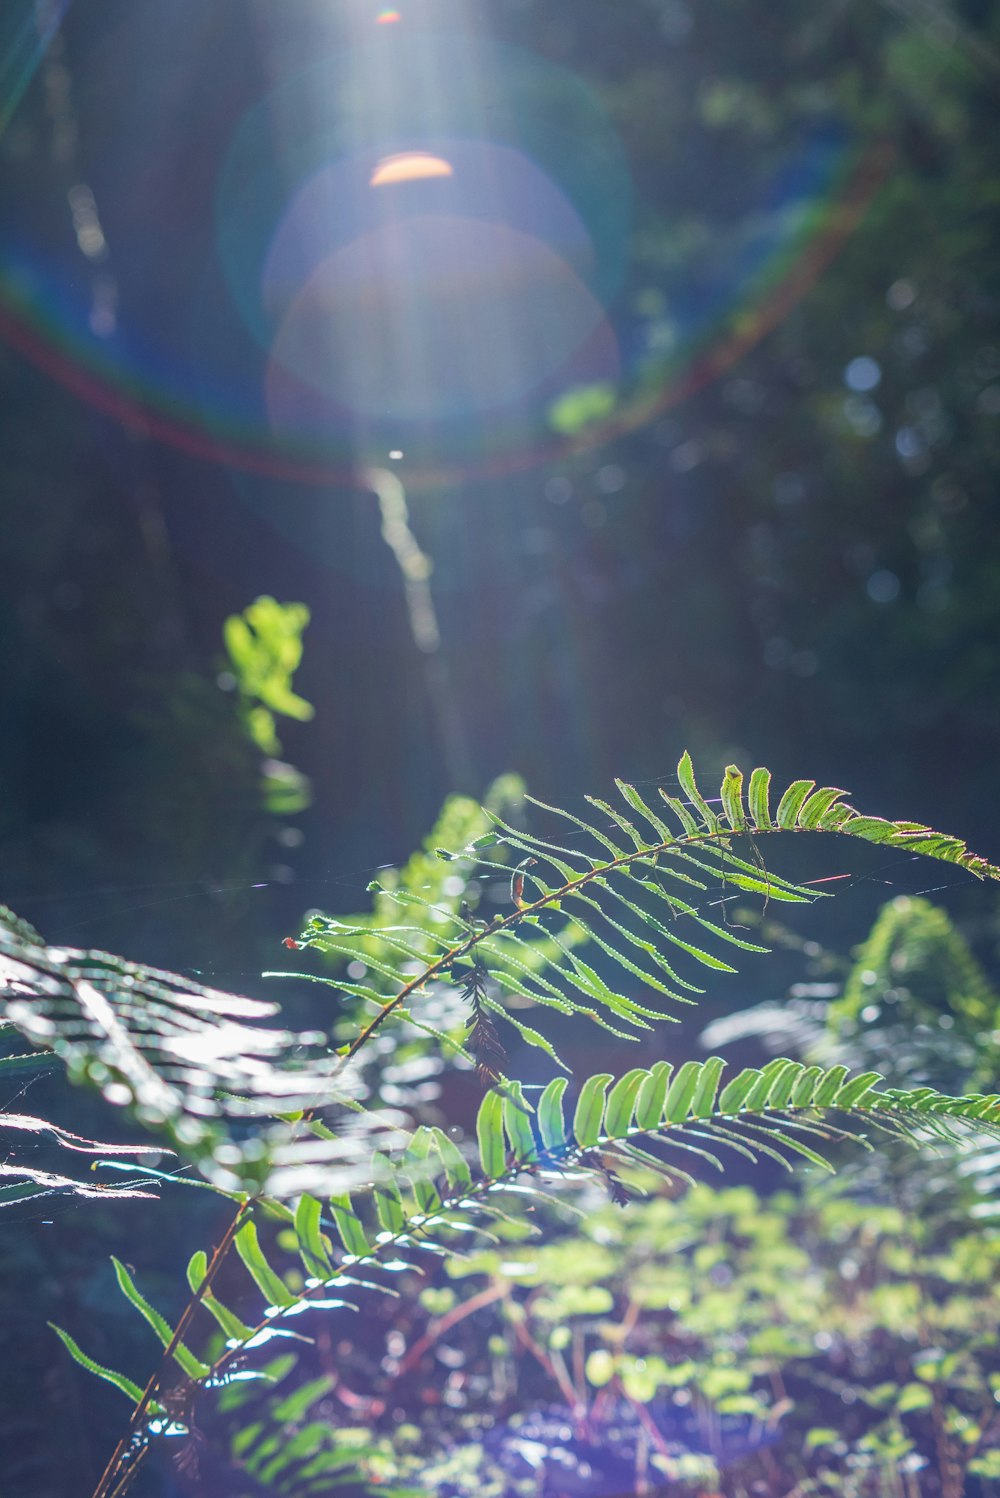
[2,0,1000,1492]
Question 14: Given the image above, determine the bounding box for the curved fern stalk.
[295,754,1000,1073]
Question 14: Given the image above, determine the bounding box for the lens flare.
[370,152,453,186]
[376,9,401,23]
[0,21,890,490]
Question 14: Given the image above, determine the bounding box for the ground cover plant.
[2,754,999,1497]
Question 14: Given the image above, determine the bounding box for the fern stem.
[337,827,742,1062]
[510,1309,583,1418]
[392,1280,509,1378]
[202,1168,525,1387]
[91,1198,251,1498]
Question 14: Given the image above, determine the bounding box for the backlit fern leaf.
[0,907,376,1192]
[292,753,1000,1075]
[99,1060,997,1415]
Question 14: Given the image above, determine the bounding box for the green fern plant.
[3,753,999,1497]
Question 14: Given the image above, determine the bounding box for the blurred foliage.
[548,383,619,437]
[223,597,314,759]
[399,1175,999,1496]
[831,894,1000,1091]
[222,596,314,815]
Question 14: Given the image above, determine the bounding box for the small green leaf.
[485,998,568,1071]
[775,779,816,828]
[634,1062,672,1130]
[743,1057,797,1112]
[770,1131,836,1173]
[186,1252,254,1343]
[819,802,855,830]
[537,1077,569,1153]
[798,785,850,828]
[814,1065,851,1107]
[664,1060,702,1123]
[660,932,738,973]
[835,1071,884,1109]
[615,780,671,839]
[428,1129,473,1192]
[477,1090,507,1178]
[295,1195,334,1279]
[719,871,810,903]
[841,816,896,843]
[805,1428,840,1451]
[404,1128,443,1215]
[111,1258,209,1378]
[896,1383,934,1413]
[371,1153,407,1234]
[720,766,745,831]
[747,767,772,830]
[573,1073,614,1147]
[767,1061,803,1111]
[676,750,720,833]
[604,1069,648,1137]
[502,1083,537,1164]
[691,1056,726,1118]
[791,1065,823,1108]
[235,1222,298,1308]
[719,1067,763,1115]
[659,792,700,836]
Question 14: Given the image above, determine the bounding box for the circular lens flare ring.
[0,139,890,490]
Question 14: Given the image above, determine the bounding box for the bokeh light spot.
[867,569,901,604]
[844,356,881,392]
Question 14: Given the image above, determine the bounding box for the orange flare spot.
[370,152,454,187]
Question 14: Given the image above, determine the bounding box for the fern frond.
[5,754,996,1206]
[0,909,385,1192]
[0,1112,164,1207]
[123,1059,997,1408]
[0,1162,160,1207]
[296,755,999,1078]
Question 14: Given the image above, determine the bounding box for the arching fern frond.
[294,753,1000,1071]
[81,1057,999,1435]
